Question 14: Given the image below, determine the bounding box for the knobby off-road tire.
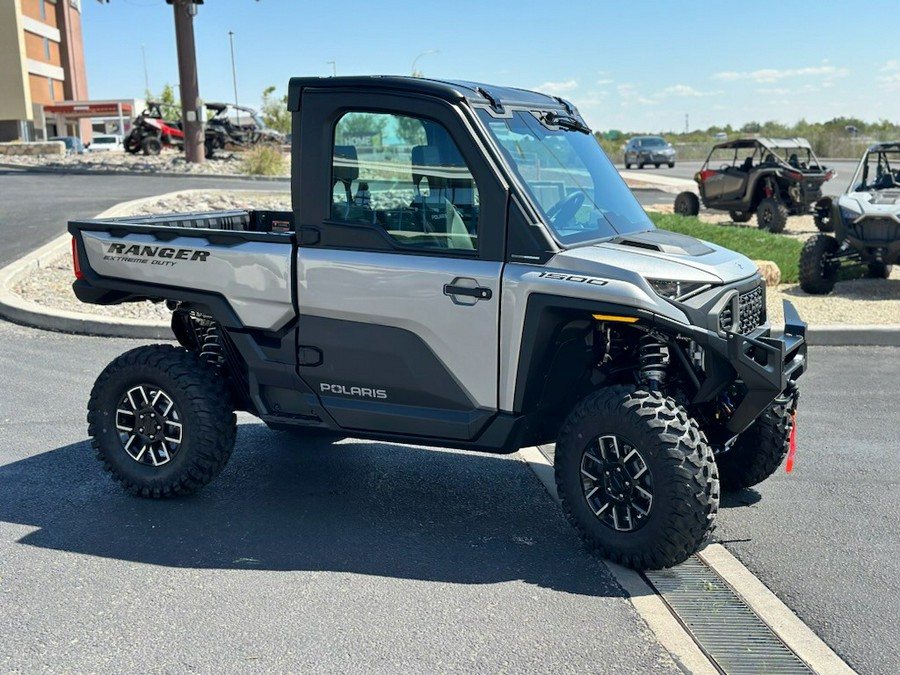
[716,400,792,492]
[554,386,719,570]
[756,197,788,233]
[728,209,753,223]
[867,262,893,279]
[87,344,236,498]
[142,136,162,156]
[674,191,700,217]
[813,197,834,233]
[799,234,840,294]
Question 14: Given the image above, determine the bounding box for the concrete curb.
[1,191,898,345]
[0,161,290,182]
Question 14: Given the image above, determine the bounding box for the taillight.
[72,237,83,280]
[824,170,835,181]
[785,170,803,181]
[695,170,716,184]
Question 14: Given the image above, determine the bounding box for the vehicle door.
[702,149,750,203]
[293,90,507,441]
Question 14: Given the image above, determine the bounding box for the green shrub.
[241,145,286,176]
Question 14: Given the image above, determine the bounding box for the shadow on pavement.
[0,422,625,598]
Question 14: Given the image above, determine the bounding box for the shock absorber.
[196,316,225,368]
[638,333,669,390]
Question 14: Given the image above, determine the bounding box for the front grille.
[738,285,765,333]
[850,216,900,244]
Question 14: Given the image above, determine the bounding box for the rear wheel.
[124,134,141,154]
[654,163,661,168]
[87,345,236,498]
[625,162,632,169]
[668,162,675,168]
[756,197,788,233]
[674,191,700,217]
[868,263,893,279]
[555,386,719,570]
[142,136,162,156]
[728,210,753,223]
[716,400,793,491]
[798,234,840,294]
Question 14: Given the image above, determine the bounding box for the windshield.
[476,109,654,244]
[850,146,900,191]
[642,137,666,147]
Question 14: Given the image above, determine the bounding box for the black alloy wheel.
[115,384,184,467]
[579,434,654,533]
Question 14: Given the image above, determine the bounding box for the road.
[0,319,679,674]
[714,345,900,675]
[0,168,288,268]
[625,159,858,197]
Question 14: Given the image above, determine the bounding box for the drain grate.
[644,558,812,674]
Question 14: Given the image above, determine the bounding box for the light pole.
[327,61,336,76]
[411,49,438,77]
[228,31,240,126]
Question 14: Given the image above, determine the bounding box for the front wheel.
[756,197,788,233]
[799,234,840,294]
[674,191,700,217]
[716,400,793,491]
[142,136,162,156]
[554,386,719,570]
[668,162,675,168]
[814,197,834,232]
[87,345,236,498]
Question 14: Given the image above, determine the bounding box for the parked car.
[86,134,123,153]
[623,136,676,169]
[49,136,86,155]
[673,137,834,233]
[799,141,900,293]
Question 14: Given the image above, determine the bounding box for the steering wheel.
[546,191,585,228]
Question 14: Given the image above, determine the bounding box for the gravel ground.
[10,190,900,326]
[1,149,290,177]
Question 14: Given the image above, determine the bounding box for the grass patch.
[241,145,287,176]
[650,213,803,283]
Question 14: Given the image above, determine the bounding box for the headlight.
[648,279,711,301]
[839,204,861,223]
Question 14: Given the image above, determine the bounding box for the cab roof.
[713,137,813,151]
[287,75,574,113]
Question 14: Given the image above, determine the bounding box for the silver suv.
[624,135,676,169]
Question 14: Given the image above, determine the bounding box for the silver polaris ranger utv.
[69,76,807,570]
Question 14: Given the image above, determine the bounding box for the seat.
[410,145,475,250]
[331,145,359,219]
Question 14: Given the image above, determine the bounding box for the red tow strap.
[785,413,797,473]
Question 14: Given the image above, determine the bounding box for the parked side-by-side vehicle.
[70,76,807,570]
[674,137,834,232]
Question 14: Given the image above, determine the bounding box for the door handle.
[443,283,492,300]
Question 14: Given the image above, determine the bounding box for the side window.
[331,112,479,252]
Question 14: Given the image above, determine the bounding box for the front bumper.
[715,300,807,433]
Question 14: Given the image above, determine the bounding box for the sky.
[81,0,900,134]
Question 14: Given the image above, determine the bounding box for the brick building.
[0,0,90,142]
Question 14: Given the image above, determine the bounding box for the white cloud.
[880,60,900,72]
[878,72,900,90]
[713,66,848,83]
[535,79,578,95]
[658,84,716,97]
[596,78,614,85]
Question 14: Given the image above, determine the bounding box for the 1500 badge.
[538,272,608,285]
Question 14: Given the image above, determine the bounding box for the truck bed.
[69,210,297,332]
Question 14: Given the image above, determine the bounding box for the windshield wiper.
[542,111,591,134]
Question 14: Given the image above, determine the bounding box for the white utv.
[69,76,807,570]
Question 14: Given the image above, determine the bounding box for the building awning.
[43,102,133,118]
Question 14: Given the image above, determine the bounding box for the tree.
[260,85,290,134]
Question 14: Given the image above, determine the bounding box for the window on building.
[48,77,54,101]
[43,38,50,61]
[40,0,46,20]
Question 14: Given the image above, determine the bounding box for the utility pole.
[229,31,241,126]
[172,0,204,163]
